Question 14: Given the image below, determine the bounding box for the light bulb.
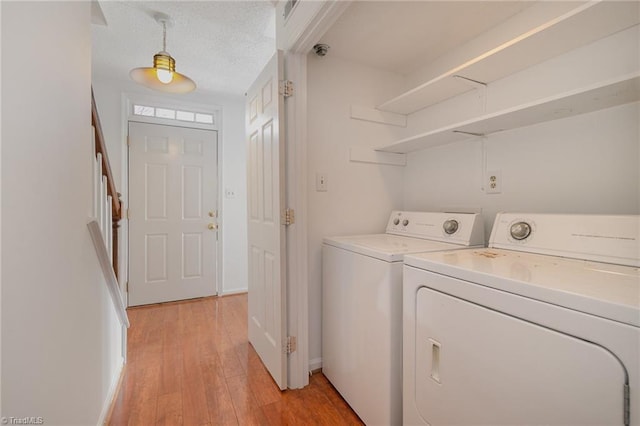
[156,68,173,84]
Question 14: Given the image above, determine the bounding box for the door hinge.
[624,383,630,426]
[126,135,131,147]
[285,336,297,354]
[126,208,130,220]
[282,208,295,226]
[279,80,294,98]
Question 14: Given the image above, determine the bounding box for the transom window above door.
[132,104,214,125]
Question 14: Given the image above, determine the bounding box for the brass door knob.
[208,223,217,230]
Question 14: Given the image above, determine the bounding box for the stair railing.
[89,88,129,327]
[91,89,122,277]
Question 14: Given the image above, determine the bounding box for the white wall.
[1,2,122,424]
[218,98,249,294]
[403,102,639,236]
[306,54,406,368]
[91,78,249,295]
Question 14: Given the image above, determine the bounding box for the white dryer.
[403,213,640,426]
[322,211,484,426]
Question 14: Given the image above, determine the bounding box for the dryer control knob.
[510,222,532,240]
[393,218,400,226]
[443,219,459,234]
[402,219,409,226]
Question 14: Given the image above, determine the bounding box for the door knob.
[208,223,217,230]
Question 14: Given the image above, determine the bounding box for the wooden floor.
[108,294,364,425]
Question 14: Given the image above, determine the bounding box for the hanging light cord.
[162,21,167,52]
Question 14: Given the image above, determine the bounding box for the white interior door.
[246,51,287,389]
[128,122,218,306]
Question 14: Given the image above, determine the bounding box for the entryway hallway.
[108,294,363,425]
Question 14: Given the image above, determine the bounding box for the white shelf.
[376,73,640,154]
[377,1,640,115]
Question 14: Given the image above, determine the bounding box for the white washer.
[403,212,640,426]
[322,211,485,426]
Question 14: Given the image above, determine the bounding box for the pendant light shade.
[130,13,196,94]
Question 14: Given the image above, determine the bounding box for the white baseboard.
[309,357,322,373]
[97,357,124,426]
[219,288,248,296]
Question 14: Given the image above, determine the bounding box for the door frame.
[122,93,223,305]
[276,0,352,388]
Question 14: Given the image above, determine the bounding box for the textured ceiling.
[93,1,535,97]
[319,1,533,76]
[92,1,276,97]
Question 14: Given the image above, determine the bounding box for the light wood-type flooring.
[108,294,364,425]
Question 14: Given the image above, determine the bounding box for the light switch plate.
[316,173,328,192]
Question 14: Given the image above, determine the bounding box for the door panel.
[415,287,626,425]
[246,51,287,389]
[129,122,218,306]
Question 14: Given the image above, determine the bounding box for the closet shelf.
[376,73,640,154]
[377,1,640,115]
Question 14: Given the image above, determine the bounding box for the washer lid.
[404,248,640,327]
[323,234,475,262]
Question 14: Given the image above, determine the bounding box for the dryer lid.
[404,248,640,327]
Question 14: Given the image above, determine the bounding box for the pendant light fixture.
[130,13,196,93]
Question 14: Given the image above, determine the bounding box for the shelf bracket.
[454,75,489,116]
[453,130,485,137]
[350,105,407,127]
[350,147,406,167]
[452,75,487,89]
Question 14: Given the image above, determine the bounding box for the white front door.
[246,51,288,389]
[128,122,218,306]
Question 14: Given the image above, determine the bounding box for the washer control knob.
[443,219,459,234]
[393,218,400,226]
[402,219,409,227]
[510,222,532,240]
